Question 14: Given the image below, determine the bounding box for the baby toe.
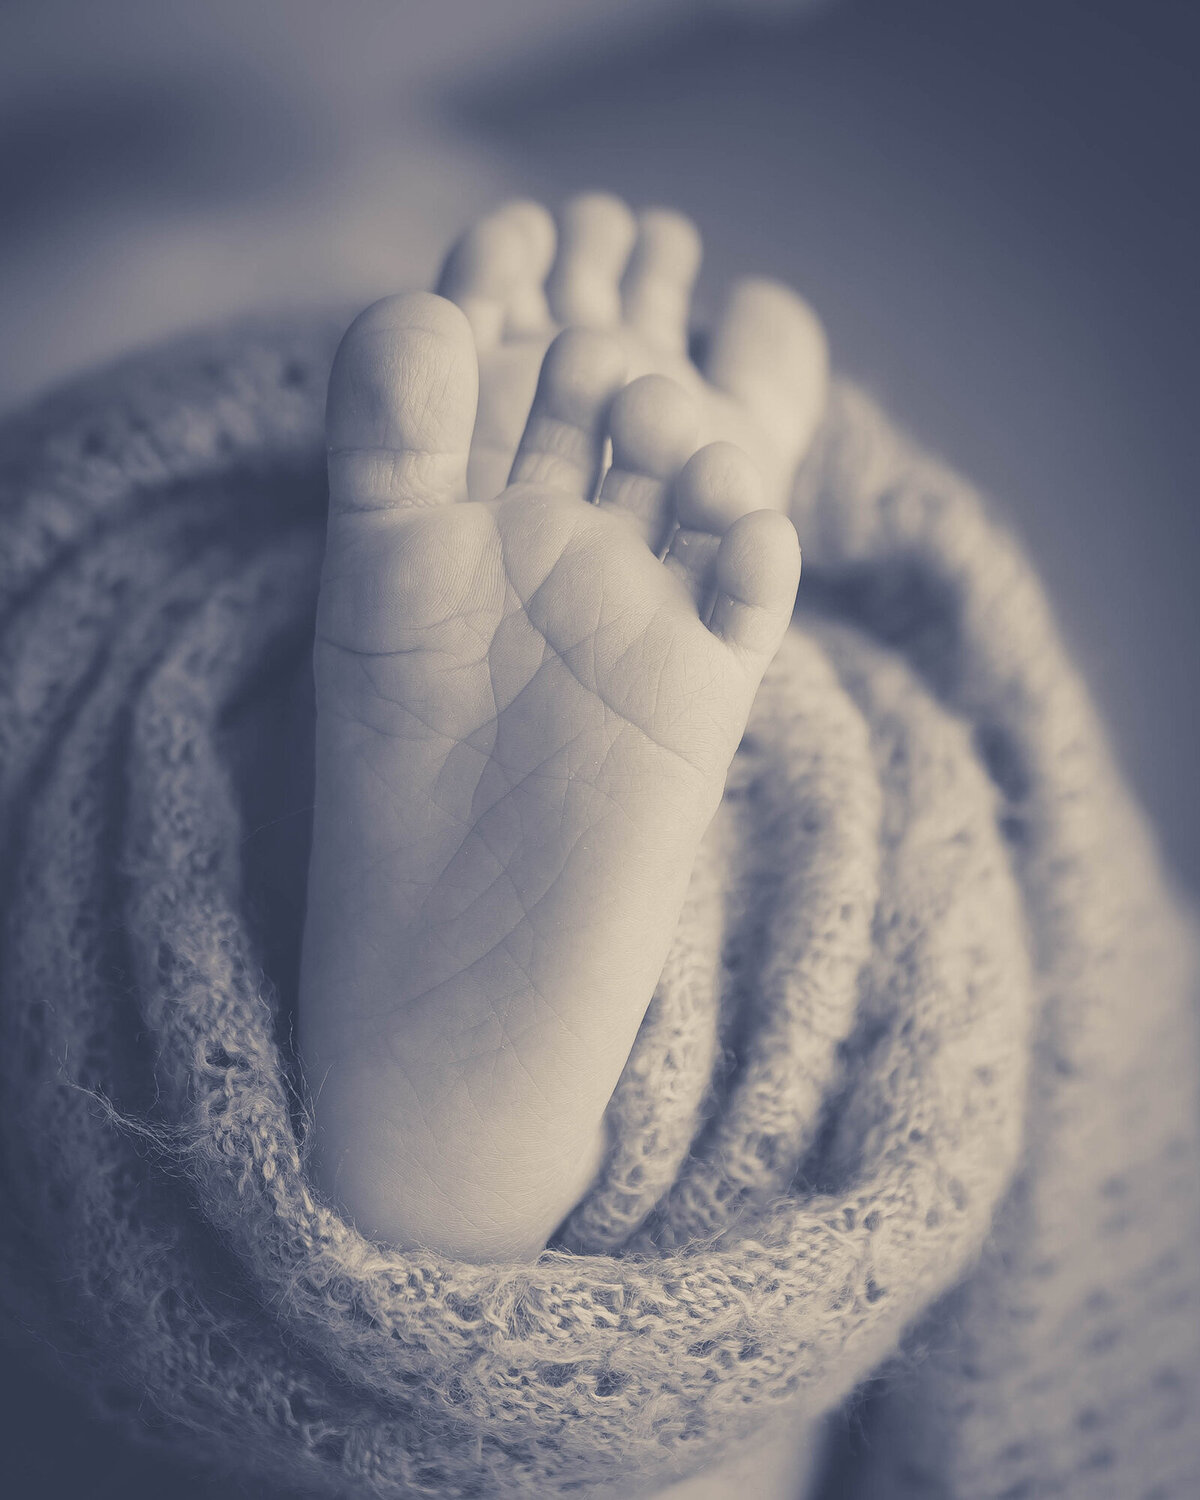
[508,327,628,500]
[546,192,637,328]
[663,441,765,609]
[501,199,558,334]
[597,374,699,553]
[708,509,801,661]
[621,207,702,354]
[672,440,765,534]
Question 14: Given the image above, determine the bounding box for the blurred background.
[2,0,1197,1493]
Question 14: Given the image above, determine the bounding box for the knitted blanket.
[0,315,1196,1500]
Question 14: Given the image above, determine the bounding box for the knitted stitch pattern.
[0,316,1195,1500]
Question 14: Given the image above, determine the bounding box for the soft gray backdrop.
[2,1,1196,1494]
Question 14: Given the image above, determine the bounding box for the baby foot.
[299,292,800,1263]
[436,193,827,511]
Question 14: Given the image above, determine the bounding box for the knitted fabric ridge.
[0,316,1196,1500]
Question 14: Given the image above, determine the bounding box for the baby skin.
[299,196,825,1268]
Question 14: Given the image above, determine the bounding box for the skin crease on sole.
[298,198,828,1500]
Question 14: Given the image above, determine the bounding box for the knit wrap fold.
[1,317,1197,1500]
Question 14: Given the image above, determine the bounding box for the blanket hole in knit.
[444,1293,483,1323]
[312,1433,346,1464]
[287,1390,321,1425]
[203,1043,249,1072]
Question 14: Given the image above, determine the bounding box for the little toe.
[663,441,764,609]
[546,192,638,328]
[326,291,477,516]
[621,208,702,354]
[704,277,828,471]
[708,509,801,660]
[596,374,699,553]
[508,327,628,500]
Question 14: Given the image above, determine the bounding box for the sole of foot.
[436,192,828,511]
[299,290,801,1263]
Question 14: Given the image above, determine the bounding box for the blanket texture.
[0,315,1197,1500]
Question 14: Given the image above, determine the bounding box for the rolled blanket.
[0,315,1196,1500]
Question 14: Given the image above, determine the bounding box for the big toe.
[704,278,828,484]
[326,291,478,516]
